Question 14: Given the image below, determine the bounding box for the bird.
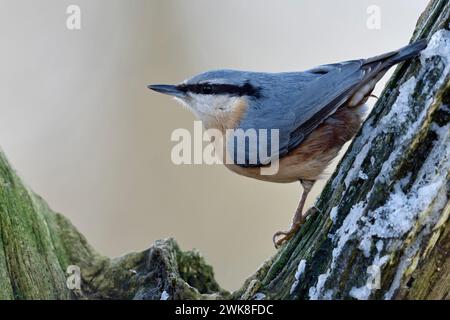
[148,40,427,248]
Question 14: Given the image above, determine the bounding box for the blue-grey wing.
[230,40,426,167]
[286,60,365,149]
[230,60,365,166]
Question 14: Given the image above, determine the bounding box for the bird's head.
[148,70,263,127]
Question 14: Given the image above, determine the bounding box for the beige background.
[0,0,427,290]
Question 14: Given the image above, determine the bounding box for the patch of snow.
[344,142,372,188]
[334,202,366,254]
[329,206,338,223]
[309,201,366,299]
[421,29,450,66]
[295,260,307,279]
[349,285,371,300]
[253,292,266,300]
[290,260,307,295]
[366,117,448,238]
[309,272,330,300]
[385,122,449,298]
[323,290,334,300]
[383,78,417,127]
[160,291,170,300]
[350,244,390,300]
[332,118,375,189]
[359,237,372,258]
[376,240,384,252]
[358,171,368,180]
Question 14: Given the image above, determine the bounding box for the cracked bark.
[0,0,449,300]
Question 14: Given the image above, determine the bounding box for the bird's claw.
[272,218,306,249]
[272,230,294,248]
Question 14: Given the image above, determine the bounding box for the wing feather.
[232,41,426,167]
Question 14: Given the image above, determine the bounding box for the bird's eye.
[201,85,213,94]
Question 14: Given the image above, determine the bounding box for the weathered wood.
[0,0,448,300]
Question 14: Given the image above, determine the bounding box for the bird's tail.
[389,39,428,65]
[364,39,428,69]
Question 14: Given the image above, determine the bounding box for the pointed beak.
[147,84,185,98]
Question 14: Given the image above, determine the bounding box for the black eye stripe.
[177,82,261,98]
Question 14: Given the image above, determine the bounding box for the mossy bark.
[0,152,227,300]
[0,0,449,300]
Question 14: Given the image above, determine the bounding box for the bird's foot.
[272,206,320,248]
[272,217,306,249]
[273,180,317,249]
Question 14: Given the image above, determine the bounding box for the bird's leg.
[273,179,315,248]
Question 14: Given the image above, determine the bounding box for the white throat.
[175,94,245,129]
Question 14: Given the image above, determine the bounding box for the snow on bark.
[307,27,450,300]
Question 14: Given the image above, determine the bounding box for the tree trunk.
[0,0,449,300]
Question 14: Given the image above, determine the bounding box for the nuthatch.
[148,40,427,248]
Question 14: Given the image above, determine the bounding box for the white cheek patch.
[215,96,242,112]
[189,94,241,115]
[189,94,215,114]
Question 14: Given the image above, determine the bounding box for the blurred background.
[0,0,428,290]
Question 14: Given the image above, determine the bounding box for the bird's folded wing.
[230,60,366,167]
[286,60,365,152]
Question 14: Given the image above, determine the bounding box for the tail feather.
[345,39,428,108]
[390,39,428,64]
[363,39,428,69]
